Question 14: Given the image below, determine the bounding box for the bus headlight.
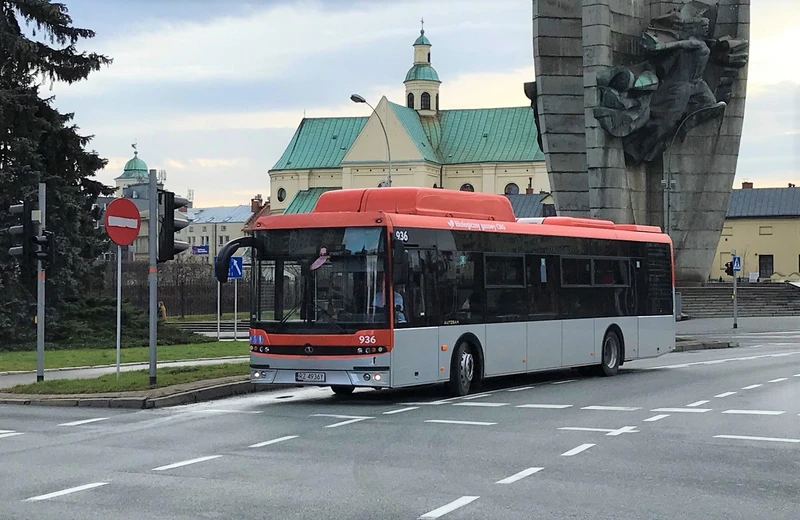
[374,374,382,381]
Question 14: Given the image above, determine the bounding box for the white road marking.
[507,386,536,392]
[552,379,577,385]
[425,420,496,426]
[419,496,480,519]
[647,351,800,370]
[559,426,639,436]
[0,432,25,439]
[687,400,710,407]
[58,417,109,427]
[722,410,786,416]
[452,402,509,408]
[768,378,788,383]
[715,392,737,398]
[152,455,222,471]
[191,409,263,414]
[461,393,492,400]
[742,384,762,390]
[311,414,373,428]
[248,435,298,448]
[794,374,800,377]
[651,407,712,413]
[516,404,573,409]
[496,467,544,484]
[581,405,641,412]
[383,407,419,415]
[715,435,800,444]
[561,443,595,456]
[643,414,670,422]
[0,430,14,433]
[24,482,108,502]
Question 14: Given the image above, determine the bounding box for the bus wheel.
[599,330,621,377]
[448,343,476,396]
[331,385,355,395]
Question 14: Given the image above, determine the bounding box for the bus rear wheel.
[331,385,355,395]
[599,330,621,377]
[448,343,477,396]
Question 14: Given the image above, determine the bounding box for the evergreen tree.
[0,0,113,345]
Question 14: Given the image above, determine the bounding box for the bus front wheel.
[448,343,478,396]
[599,330,621,377]
[331,385,355,395]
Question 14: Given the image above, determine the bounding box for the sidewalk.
[677,316,800,336]
[0,356,248,389]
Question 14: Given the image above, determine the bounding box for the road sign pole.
[116,244,122,379]
[217,281,221,340]
[149,169,158,386]
[234,278,238,341]
[36,182,45,382]
[732,250,738,329]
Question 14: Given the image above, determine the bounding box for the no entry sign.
[104,198,141,246]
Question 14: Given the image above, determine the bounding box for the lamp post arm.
[364,100,392,187]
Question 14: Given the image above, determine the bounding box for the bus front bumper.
[250,367,391,387]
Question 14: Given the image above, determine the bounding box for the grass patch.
[0,341,249,372]
[4,363,249,394]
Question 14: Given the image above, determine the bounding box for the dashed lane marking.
[647,352,800,370]
[452,402,509,408]
[383,407,419,415]
[561,443,595,457]
[419,496,480,519]
[461,393,492,400]
[768,378,788,383]
[516,404,573,409]
[311,414,373,428]
[496,467,544,484]
[687,400,710,407]
[581,405,640,412]
[552,379,577,385]
[643,414,670,422]
[651,407,712,413]
[742,384,763,390]
[58,417,109,427]
[559,426,639,437]
[248,435,298,448]
[24,482,108,502]
[722,410,786,416]
[507,386,536,392]
[715,392,737,398]
[152,456,222,472]
[715,435,800,444]
[191,409,263,414]
[425,420,496,426]
[0,432,25,439]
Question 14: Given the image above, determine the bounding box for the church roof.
[414,29,431,46]
[116,152,149,180]
[270,106,544,171]
[404,63,440,82]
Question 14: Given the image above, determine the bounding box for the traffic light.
[7,200,36,278]
[33,231,55,266]
[157,189,190,263]
[724,261,734,277]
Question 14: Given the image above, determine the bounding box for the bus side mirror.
[392,239,407,285]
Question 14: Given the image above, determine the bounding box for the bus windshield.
[253,226,388,334]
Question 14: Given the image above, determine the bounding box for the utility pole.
[731,249,738,329]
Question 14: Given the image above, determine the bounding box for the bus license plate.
[295,372,326,383]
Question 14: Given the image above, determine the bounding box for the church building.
[268,25,551,215]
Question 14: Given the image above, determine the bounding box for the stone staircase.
[678,282,800,318]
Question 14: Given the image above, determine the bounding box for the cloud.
[190,158,251,169]
[165,159,186,169]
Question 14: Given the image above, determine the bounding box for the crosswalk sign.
[732,256,741,272]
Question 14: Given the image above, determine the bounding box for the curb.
[673,340,739,352]
[0,356,249,376]
[0,380,299,409]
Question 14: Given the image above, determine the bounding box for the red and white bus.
[216,187,675,396]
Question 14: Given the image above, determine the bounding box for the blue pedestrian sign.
[732,256,741,272]
[213,256,244,279]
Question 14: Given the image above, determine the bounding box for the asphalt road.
[1,328,799,519]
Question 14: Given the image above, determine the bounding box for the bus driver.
[372,286,407,324]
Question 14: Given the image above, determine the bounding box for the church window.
[436,93,439,111]
[460,183,474,192]
[407,92,414,109]
[504,183,520,195]
[421,92,431,110]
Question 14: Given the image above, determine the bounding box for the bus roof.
[254,187,669,244]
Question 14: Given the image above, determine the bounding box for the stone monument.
[526,0,749,283]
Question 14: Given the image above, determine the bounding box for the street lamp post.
[351,94,391,187]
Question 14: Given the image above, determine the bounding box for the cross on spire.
[132,139,138,155]
[420,17,424,33]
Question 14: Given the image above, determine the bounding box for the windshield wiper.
[272,300,302,333]
[312,304,346,333]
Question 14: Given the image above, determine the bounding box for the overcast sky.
[47,0,800,207]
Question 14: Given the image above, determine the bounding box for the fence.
[91,260,253,318]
